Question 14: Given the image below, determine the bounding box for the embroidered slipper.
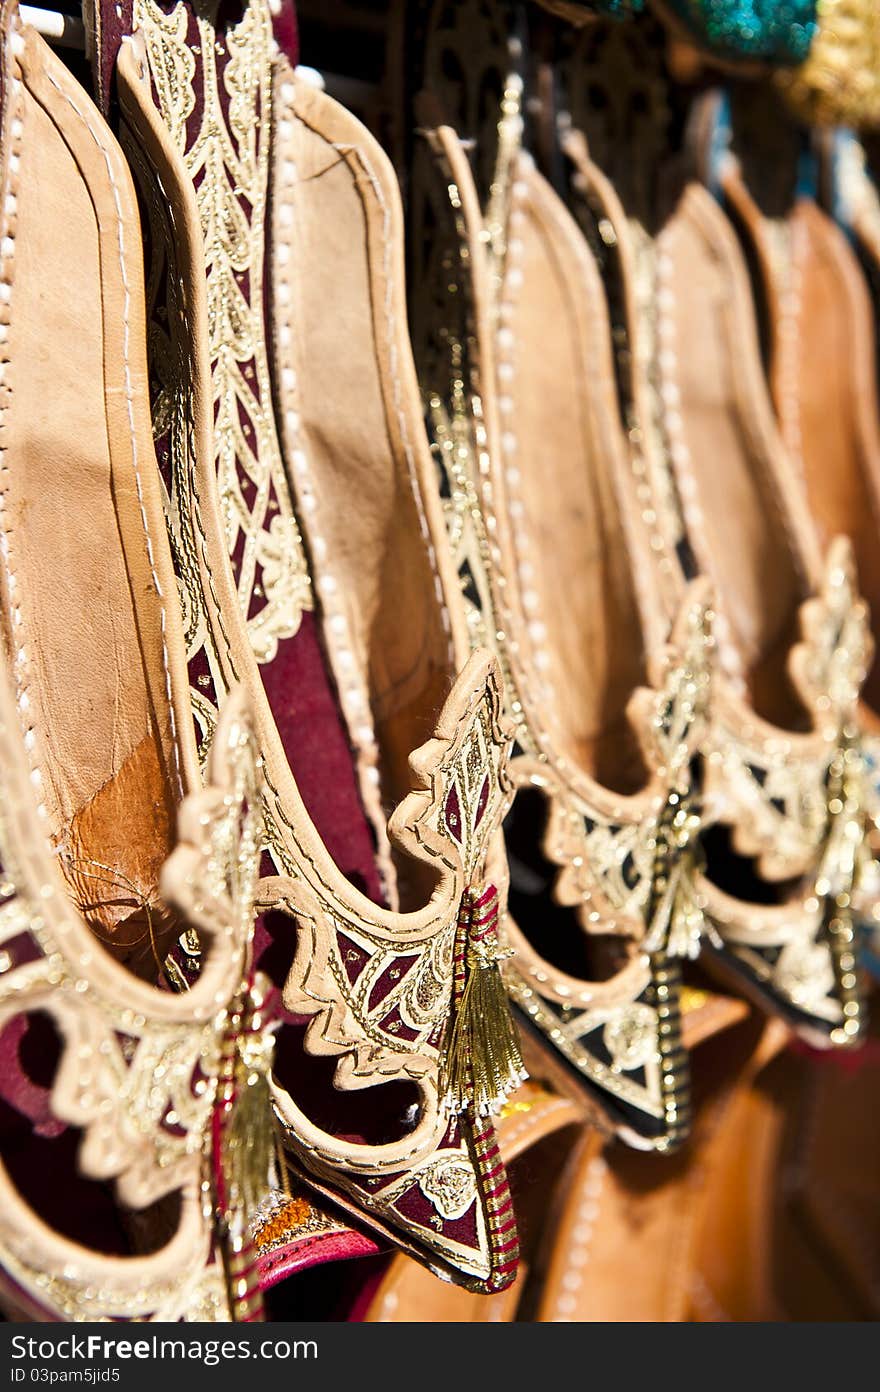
[548,12,872,1047]
[718,84,880,725]
[352,1073,586,1322]
[539,1006,880,1321]
[0,4,278,1318]
[382,0,716,1154]
[711,81,880,965]
[361,986,750,1324]
[85,0,526,1291]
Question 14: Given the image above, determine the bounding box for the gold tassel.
[643,793,707,960]
[211,980,275,1321]
[817,738,866,901]
[221,988,276,1222]
[224,1044,274,1221]
[444,887,527,1118]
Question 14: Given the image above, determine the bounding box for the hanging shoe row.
[0,0,877,1323]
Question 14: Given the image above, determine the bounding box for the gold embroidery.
[413,107,712,1146]
[134,0,312,666]
[0,689,263,1320]
[251,1191,343,1254]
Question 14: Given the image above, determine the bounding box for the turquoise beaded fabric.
[540,1,646,15]
[663,1,817,64]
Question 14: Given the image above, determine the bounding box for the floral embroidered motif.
[134,0,312,672]
[279,659,513,1077]
[419,1157,479,1221]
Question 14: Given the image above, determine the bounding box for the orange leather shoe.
[531,999,775,1322]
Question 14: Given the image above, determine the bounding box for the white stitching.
[495,161,557,700]
[42,66,183,799]
[274,79,397,904]
[0,57,46,822]
[332,139,455,662]
[548,1151,606,1321]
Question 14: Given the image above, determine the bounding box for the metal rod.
[14,7,358,105]
[20,5,86,49]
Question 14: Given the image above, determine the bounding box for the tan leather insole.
[788,202,880,714]
[687,1031,880,1322]
[282,90,451,835]
[732,184,880,713]
[506,163,647,793]
[0,33,179,968]
[531,1005,769,1322]
[661,187,809,728]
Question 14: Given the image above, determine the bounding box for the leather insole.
[727,175,880,713]
[658,186,811,730]
[276,83,453,900]
[503,161,648,793]
[0,29,180,971]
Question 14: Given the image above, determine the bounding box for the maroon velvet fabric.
[272,0,299,64]
[0,1015,132,1253]
[90,0,133,113]
[260,613,384,903]
[0,1014,65,1137]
